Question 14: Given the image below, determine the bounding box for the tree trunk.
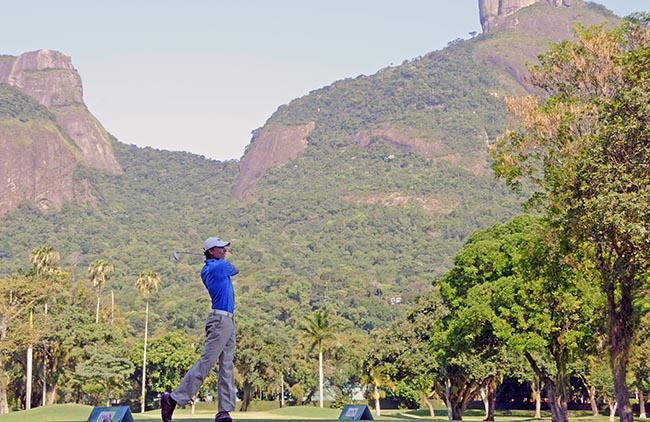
[41,303,48,407]
[280,375,284,408]
[26,345,32,410]
[607,400,618,422]
[525,351,569,422]
[420,390,435,417]
[451,400,466,421]
[445,378,454,421]
[597,248,635,422]
[588,385,599,416]
[46,385,56,405]
[639,388,646,419]
[140,301,149,413]
[241,384,252,411]
[608,293,634,422]
[483,376,496,421]
[318,350,324,408]
[0,322,8,413]
[531,378,542,419]
[480,386,488,418]
[0,361,8,414]
[95,295,100,324]
[374,386,381,416]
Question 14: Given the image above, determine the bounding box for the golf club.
[173,251,204,261]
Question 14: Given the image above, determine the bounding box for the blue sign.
[87,406,134,422]
[339,404,374,420]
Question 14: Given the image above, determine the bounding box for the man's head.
[203,237,230,259]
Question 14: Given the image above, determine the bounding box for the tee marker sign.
[338,404,374,420]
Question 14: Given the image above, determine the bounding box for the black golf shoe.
[161,392,176,422]
[215,411,233,422]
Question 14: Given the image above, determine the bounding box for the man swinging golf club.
[162,236,239,422]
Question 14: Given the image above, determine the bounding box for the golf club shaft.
[173,251,204,261]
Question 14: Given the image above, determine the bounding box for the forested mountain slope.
[0,2,621,339]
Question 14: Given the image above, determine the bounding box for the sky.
[1,1,647,162]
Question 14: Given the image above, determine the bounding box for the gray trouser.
[171,312,236,412]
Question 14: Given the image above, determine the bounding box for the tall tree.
[300,308,341,408]
[135,269,159,413]
[25,246,66,410]
[0,247,68,413]
[360,365,394,416]
[492,15,650,422]
[88,260,115,324]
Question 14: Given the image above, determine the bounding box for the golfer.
[162,236,239,422]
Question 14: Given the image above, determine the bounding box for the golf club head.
[173,251,180,261]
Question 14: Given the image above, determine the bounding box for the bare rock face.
[6,49,81,106]
[0,49,122,216]
[479,0,582,32]
[1,50,121,173]
[232,122,315,202]
[0,120,78,214]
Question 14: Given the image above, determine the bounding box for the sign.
[338,404,374,420]
[87,406,134,422]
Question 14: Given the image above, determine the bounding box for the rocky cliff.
[232,122,315,203]
[478,0,583,32]
[0,49,121,216]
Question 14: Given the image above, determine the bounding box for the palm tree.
[135,269,160,413]
[29,246,61,277]
[361,365,395,416]
[26,246,62,410]
[300,309,341,408]
[88,260,115,323]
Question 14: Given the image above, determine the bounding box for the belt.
[209,309,234,318]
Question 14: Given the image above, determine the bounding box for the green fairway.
[0,404,618,422]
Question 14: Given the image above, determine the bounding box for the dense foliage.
[492,13,650,422]
[0,83,55,121]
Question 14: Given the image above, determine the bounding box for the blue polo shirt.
[201,258,237,314]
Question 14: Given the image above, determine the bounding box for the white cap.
[203,237,230,251]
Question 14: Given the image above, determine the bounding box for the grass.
[0,404,619,422]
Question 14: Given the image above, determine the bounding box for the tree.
[234,323,276,411]
[372,290,448,417]
[135,269,160,413]
[25,246,66,410]
[300,308,342,408]
[39,292,125,406]
[360,365,394,416]
[142,330,201,395]
[491,16,650,422]
[74,345,134,406]
[0,246,69,413]
[88,260,115,324]
[439,215,603,422]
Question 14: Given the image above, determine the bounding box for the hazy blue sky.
[1,1,647,161]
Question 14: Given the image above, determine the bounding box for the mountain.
[0,2,622,335]
[232,0,618,203]
[0,49,121,216]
